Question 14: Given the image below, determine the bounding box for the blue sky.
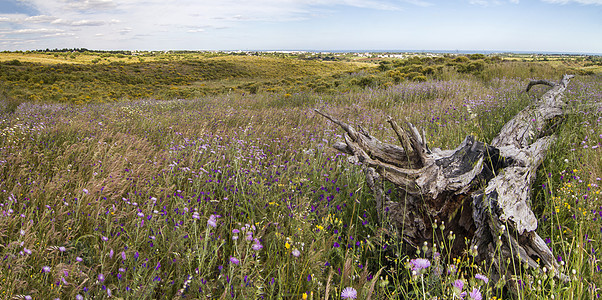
[0,0,600,53]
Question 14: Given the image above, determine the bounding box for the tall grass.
[1,64,601,299]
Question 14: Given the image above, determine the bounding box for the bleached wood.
[315,74,574,286]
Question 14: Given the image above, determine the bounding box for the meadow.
[1,51,601,299]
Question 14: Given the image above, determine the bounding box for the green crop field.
[1,51,601,299]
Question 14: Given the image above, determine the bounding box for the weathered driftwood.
[316,74,574,284]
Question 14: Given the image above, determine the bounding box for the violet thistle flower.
[409,258,431,271]
[207,215,218,227]
[252,243,263,251]
[292,249,301,257]
[469,287,482,300]
[475,273,489,284]
[341,287,357,299]
[452,279,465,297]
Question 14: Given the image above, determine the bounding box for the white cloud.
[25,15,58,23]
[51,19,106,26]
[63,0,117,11]
[469,0,518,5]
[542,0,602,4]
[12,28,65,34]
[42,32,76,37]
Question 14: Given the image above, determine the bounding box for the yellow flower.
[285,242,291,249]
[302,292,308,300]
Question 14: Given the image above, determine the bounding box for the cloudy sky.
[0,0,601,53]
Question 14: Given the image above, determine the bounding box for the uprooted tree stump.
[316,74,575,286]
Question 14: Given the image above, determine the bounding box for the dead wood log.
[316,74,574,285]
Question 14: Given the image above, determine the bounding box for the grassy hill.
[1,50,601,299]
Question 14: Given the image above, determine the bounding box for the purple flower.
[341,287,357,299]
[101,236,108,241]
[292,249,301,257]
[252,243,263,251]
[469,287,482,300]
[121,251,127,260]
[58,246,66,252]
[232,229,240,234]
[76,256,83,262]
[98,273,105,282]
[475,273,489,283]
[42,266,51,273]
[452,279,464,293]
[83,188,89,194]
[24,248,32,255]
[230,257,240,265]
[409,258,431,271]
[109,249,114,258]
[207,215,218,228]
[76,295,83,300]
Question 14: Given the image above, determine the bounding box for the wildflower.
[24,248,32,255]
[252,243,263,251]
[83,188,89,194]
[76,256,83,262]
[98,273,105,282]
[76,295,83,300]
[302,292,308,300]
[59,246,66,252]
[192,212,200,219]
[109,249,114,258]
[469,287,482,300]
[42,266,51,273]
[285,242,291,249]
[452,279,465,296]
[409,258,431,271]
[292,249,301,257]
[121,251,127,260]
[475,273,489,283]
[207,215,218,227]
[230,257,240,265]
[101,236,108,241]
[341,287,357,299]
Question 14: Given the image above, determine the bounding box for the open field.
[1,52,602,299]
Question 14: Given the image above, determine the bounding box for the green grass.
[1,52,601,299]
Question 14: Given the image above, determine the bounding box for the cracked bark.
[316,74,574,286]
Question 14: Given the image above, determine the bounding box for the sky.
[0,0,601,53]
